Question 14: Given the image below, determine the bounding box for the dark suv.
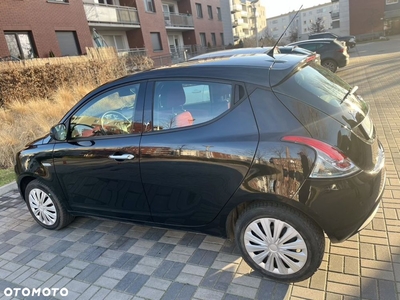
[309,32,356,48]
[287,38,349,72]
[15,53,385,283]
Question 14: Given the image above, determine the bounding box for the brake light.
[282,136,360,178]
[337,48,345,53]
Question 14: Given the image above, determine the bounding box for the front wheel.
[235,202,325,282]
[25,180,74,230]
[322,59,338,73]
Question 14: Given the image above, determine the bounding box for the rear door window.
[152,81,233,131]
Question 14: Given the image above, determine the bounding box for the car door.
[52,82,151,221]
[139,79,259,227]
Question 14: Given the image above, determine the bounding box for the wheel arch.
[224,194,324,241]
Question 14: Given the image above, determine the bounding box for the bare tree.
[308,17,326,33]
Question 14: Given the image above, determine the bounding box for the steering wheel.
[101,111,131,134]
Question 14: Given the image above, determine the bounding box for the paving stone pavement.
[0,37,400,300]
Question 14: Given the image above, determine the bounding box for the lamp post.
[251,0,259,47]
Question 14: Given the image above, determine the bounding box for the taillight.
[282,136,360,178]
[337,48,345,53]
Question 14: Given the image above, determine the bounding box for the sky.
[260,0,331,18]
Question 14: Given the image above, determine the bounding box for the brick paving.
[0,37,400,299]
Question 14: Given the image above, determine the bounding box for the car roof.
[288,38,336,45]
[91,54,313,94]
[188,47,269,60]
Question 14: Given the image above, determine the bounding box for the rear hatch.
[271,62,381,172]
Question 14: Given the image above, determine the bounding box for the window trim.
[66,83,144,140]
[150,32,163,51]
[46,0,69,4]
[196,3,203,18]
[207,5,213,19]
[147,79,234,133]
[144,0,156,12]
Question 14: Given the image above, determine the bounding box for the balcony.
[164,12,194,29]
[330,12,340,20]
[231,4,241,13]
[83,2,140,28]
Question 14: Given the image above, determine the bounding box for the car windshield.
[273,62,369,128]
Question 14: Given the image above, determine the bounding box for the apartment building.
[0,0,225,62]
[266,1,350,44]
[349,0,384,37]
[384,0,400,35]
[0,0,93,59]
[230,0,266,42]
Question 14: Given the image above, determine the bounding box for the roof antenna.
[267,5,303,58]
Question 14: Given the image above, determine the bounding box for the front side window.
[152,81,232,131]
[144,0,155,12]
[5,32,36,59]
[196,3,203,18]
[70,84,140,138]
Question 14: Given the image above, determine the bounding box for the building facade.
[384,0,400,35]
[1,0,226,62]
[0,0,93,59]
[230,0,266,43]
[266,1,350,44]
[348,0,384,37]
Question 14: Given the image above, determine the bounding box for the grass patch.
[0,168,15,186]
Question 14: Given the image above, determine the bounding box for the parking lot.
[1,36,400,300]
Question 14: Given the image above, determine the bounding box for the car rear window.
[273,62,369,130]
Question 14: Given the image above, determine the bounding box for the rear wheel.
[235,202,325,282]
[25,180,74,230]
[322,59,338,73]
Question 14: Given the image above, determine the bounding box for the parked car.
[189,46,321,65]
[309,32,356,49]
[287,38,349,72]
[15,53,385,283]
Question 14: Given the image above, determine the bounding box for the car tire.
[322,59,338,73]
[25,180,74,230]
[235,201,325,282]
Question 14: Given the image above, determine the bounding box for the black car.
[287,38,349,72]
[189,46,321,65]
[309,32,356,49]
[15,53,385,283]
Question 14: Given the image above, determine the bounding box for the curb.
[0,181,17,196]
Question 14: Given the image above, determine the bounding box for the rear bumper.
[304,166,385,243]
[337,55,349,68]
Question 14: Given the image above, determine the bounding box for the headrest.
[160,83,186,108]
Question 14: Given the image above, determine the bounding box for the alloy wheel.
[244,218,307,274]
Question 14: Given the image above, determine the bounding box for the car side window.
[152,81,232,131]
[299,43,317,51]
[70,84,140,138]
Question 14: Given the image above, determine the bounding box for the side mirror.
[50,124,67,141]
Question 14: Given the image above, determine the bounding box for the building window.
[220,33,224,45]
[5,32,36,59]
[217,7,222,21]
[47,0,69,3]
[151,32,162,51]
[332,20,340,28]
[98,0,114,4]
[386,0,398,4]
[196,3,203,18]
[199,33,206,47]
[56,31,81,56]
[207,5,213,19]
[144,0,155,12]
[211,33,216,47]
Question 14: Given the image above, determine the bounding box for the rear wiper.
[341,86,358,104]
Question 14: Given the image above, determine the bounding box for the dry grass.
[0,84,94,169]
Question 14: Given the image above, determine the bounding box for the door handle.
[108,154,135,160]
